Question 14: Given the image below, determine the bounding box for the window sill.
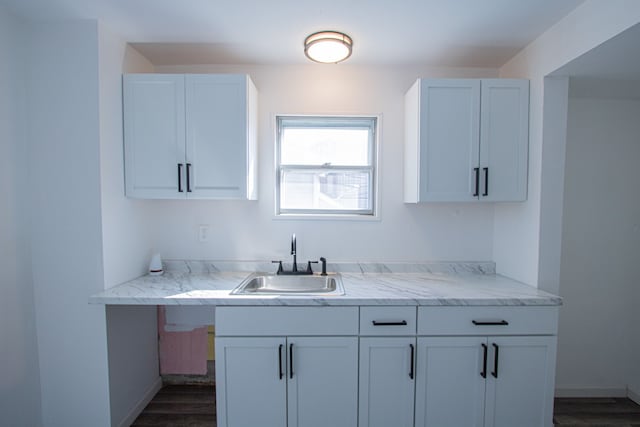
[272,213,381,222]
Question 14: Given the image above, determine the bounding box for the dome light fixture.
[304,31,353,64]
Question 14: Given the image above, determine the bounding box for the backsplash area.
[162,259,496,275]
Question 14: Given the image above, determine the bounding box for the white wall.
[106,306,160,427]
[97,24,161,426]
[497,0,640,288]
[144,64,498,263]
[555,95,640,396]
[99,25,155,289]
[0,6,42,426]
[28,21,111,426]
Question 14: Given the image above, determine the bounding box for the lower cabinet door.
[215,337,287,427]
[359,337,416,427]
[287,337,358,427]
[415,336,487,427]
[484,336,557,427]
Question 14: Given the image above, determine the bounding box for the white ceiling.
[2,0,584,67]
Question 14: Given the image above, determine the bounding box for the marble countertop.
[89,261,561,307]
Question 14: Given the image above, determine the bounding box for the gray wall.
[556,91,640,396]
[0,5,42,426]
[28,20,112,425]
[97,24,162,426]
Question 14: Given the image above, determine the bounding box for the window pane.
[280,169,372,212]
[281,127,370,166]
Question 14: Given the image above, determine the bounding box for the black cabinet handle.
[409,343,415,380]
[289,343,294,379]
[473,167,480,197]
[278,344,284,380]
[492,343,499,378]
[186,163,192,192]
[177,164,183,192]
[472,320,509,326]
[483,167,489,197]
[481,343,488,378]
[372,320,408,326]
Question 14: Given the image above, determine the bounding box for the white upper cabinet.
[404,78,529,203]
[123,73,258,200]
[123,74,186,199]
[480,80,529,202]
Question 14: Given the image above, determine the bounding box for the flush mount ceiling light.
[304,31,353,64]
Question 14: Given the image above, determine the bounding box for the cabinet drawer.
[417,306,558,336]
[360,306,417,335]
[216,306,358,336]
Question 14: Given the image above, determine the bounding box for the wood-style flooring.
[554,397,640,426]
[132,386,640,427]
[132,385,215,426]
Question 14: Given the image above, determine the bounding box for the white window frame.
[275,115,378,217]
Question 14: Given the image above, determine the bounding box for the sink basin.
[231,273,345,296]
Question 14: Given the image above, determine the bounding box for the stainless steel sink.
[231,273,345,296]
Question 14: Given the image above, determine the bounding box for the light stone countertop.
[89,261,562,306]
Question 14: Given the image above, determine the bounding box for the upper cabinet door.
[405,79,481,202]
[123,74,186,199]
[480,80,529,202]
[185,74,257,199]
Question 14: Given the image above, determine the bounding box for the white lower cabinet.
[484,336,557,427]
[216,336,358,427]
[215,307,359,427]
[215,337,287,426]
[216,305,559,427]
[415,336,557,427]
[415,337,487,427]
[359,337,416,427]
[415,305,559,427]
[287,337,358,427]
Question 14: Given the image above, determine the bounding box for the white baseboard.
[629,388,640,405]
[117,377,162,427]
[555,387,627,398]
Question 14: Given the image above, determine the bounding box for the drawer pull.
[472,320,509,326]
[372,320,408,326]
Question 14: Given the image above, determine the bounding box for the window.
[276,116,377,216]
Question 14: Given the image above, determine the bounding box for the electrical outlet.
[198,225,210,242]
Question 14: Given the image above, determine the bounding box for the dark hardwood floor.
[554,397,640,426]
[132,385,215,427]
[132,385,640,426]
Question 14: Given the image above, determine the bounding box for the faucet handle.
[306,260,319,274]
[271,260,283,275]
